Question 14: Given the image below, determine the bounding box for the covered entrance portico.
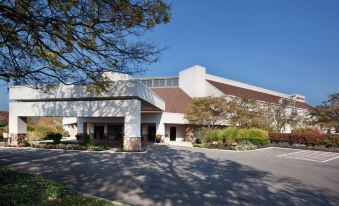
[8,81,165,151]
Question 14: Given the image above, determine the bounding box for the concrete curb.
[77,191,129,206]
[0,146,148,154]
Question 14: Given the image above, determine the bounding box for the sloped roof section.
[207,80,313,110]
[0,111,9,124]
[150,88,192,113]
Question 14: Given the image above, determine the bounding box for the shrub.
[236,136,270,145]
[18,140,31,147]
[45,132,63,144]
[236,128,269,145]
[232,141,257,151]
[87,143,109,151]
[269,132,289,143]
[222,127,239,144]
[196,128,216,143]
[323,134,339,147]
[238,128,268,139]
[33,143,87,150]
[82,134,91,146]
[289,129,325,146]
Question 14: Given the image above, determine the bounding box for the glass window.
[166,79,173,87]
[172,78,178,86]
[153,79,160,87]
[159,79,165,87]
[146,80,153,87]
[141,80,147,86]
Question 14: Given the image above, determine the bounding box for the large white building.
[8,65,312,151]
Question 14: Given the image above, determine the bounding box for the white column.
[123,100,141,151]
[8,114,27,146]
[156,122,165,136]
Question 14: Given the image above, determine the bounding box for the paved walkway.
[0,146,338,206]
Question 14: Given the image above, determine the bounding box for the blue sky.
[1,0,338,111]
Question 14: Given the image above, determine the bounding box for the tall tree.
[227,96,264,128]
[0,0,171,89]
[185,96,230,129]
[311,92,339,132]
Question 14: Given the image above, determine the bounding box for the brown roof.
[0,111,9,124]
[207,80,313,110]
[150,87,192,113]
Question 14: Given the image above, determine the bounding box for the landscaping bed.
[0,167,115,206]
[193,127,339,152]
[31,142,109,151]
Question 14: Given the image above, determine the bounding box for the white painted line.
[322,156,339,163]
[277,150,306,157]
[78,191,129,206]
[277,150,339,163]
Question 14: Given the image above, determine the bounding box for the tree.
[227,96,265,128]
[185,96,230,129]
[311,92,339,132]
[0,0,171,89]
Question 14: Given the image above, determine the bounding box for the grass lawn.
[0,167,115,206]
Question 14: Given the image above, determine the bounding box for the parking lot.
[0,145,338,205]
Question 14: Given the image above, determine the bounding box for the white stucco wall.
[165,124,186,142]
[9,80,165,111]
[9,99,141,137]
[179,65,207,97]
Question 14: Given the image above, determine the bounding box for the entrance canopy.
[8,80,165,151]
[9,80,165,111]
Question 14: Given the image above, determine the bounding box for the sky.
[1,0,339,111]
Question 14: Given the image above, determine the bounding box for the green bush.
[223,127,239,139]
[222,127,239,144]
[82,134,91,146]
[236,128,269,145]
[196,128,218,143]
[323,134,339,147]
[87,143,109,151]
[238,128,268,139]
[236,136,270,145]
[196,127,270,145]
[45,132,63,144]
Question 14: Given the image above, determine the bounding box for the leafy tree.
[227,97,265,128]
[185,96,230,129]
[0,0,171,89]
[311,92,339,132]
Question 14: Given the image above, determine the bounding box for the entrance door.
[108,125,123,141]
[94,126,105,139]
[170,127,176,141]
[148,125,156,141]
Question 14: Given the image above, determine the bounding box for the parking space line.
[277,150,339,163]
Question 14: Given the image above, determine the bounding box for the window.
[165,78,179,87]
[166,79,173,87]
[172,78,179,86]
[146,80,153,87]
[153,79,160,87]
[159,79,165,87]
[141,80,147,86]
[153,79,165,87]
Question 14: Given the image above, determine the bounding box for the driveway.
[0,146,338,206]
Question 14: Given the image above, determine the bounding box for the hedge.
[196,127,270,146]
[269,129,338,147]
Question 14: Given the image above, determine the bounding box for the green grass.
[0,168,116,206]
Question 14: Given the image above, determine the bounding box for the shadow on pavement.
[0,146,338,206]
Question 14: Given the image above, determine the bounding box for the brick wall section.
[150,88,193,113]
[207,80,313,110]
